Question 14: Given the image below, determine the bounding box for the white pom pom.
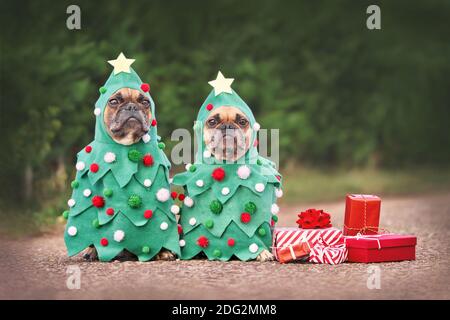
[184,196,194,207]
[142,133,151,143]
[156,188,170,202]
[160,222,169,230]
[203,150,211,158]
[83,189,92,197]
[221,187,230,195]
[179,239,186,247]
[271,203,280,215]
[113,230,125,242]
[255,183,265,193]
[237,165,251,179]
[67,199,76,208]
[104,152,116,163]
[169,178,173,184]
[67,226,77,236]
[253,122,261,131]
[94,108,101,116]
[189,217,197,226]
[275,188,283,198]
[185,163,192,171]
[171,204,180,215]
[75,161,85,171]
[143,179,152,187]
[249,243,259,253]
[196,179,204,187]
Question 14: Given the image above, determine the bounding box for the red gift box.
[344,194,381,236]
[344,234,416,263]
[277,242,310,264]
[272,227,347,264]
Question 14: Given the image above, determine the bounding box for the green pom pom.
[258,228,266,236]
[209,200,223,214]
[103,188,113,197]
[189,165,197,172]
[128,149,142,162]
[99,86,107,94]
[205,219,214,229]
[213,249,222,257]
[62,211,69,219]
[128,194,142,208]
[244,202,257,214]
[92,219,100,228]
[142,246,150,254]
[257,159,262,166]
[272,215,279,222]
[71,180,79,189]
[158,142,166,150]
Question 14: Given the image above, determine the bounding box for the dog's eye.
[207,118,217,127]
[238,119,248,127]
[142,99,150,107]
[109,99,119,106]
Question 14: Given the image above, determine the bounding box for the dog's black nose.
[219,123,235,131]
[125,103,138,112]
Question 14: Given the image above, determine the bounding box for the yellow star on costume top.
[208,71,234,96]
[108,52,135,75]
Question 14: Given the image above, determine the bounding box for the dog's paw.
[155,250,176,261]
[82,247,98,261]
[256,249,274,262]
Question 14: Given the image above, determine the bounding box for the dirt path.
[1,193,449,299]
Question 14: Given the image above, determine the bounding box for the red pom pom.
[271,219,275,227]
[151,119,157,126]
[140,83,150,92]
[276,175,281,181]
[212,167,225,181]
[206,103,214,111]
[178,194,186,201]
[197,236,209,248]
[227,238,235,247]
[106,208,114,216]
[100,238,108,246]
[144,209,153,219]
[241,212,251,224]
[92,195,105,208]
[171,191,178,200]
[90,163,99,173]
[142,154,154,167]
[85,145,92,153]
[178,224,183,235]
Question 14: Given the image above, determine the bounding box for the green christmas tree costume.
[64,54,179,261]
[173,72,282,261]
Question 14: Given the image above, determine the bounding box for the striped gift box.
[272,227,344,261]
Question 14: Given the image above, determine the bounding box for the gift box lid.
[344,234,416,249]
[347,194,381,201]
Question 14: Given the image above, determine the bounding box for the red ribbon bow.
[296,208,332,229]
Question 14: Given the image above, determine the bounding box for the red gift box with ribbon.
[344,194,381,236]
[272,227,347,264]
[344,234,416,263]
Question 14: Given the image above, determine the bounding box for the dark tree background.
[1,0,449,208]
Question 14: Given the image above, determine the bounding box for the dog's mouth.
[110,111,149,136]
[208,129,248,159]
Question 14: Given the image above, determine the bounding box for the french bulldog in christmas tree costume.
[63,53,180,261]
[173,72,282,261]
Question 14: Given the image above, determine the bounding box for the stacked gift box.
[272,194,417,264]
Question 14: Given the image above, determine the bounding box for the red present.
[277,242,310,264]
[344,234,416,263]
[343,194,381,236]
[272,227,345,263]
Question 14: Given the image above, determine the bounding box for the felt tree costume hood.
[173,71,282,261]
[63,53,179,261]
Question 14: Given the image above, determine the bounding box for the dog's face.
[203,106,252,162]
[104,88,151,145]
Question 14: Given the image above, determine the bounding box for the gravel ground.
[1,193,449,300]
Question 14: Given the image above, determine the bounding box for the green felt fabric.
[173,84,282,261]
[64,65,179,261]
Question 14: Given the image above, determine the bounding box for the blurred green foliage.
[1,0,449,209]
